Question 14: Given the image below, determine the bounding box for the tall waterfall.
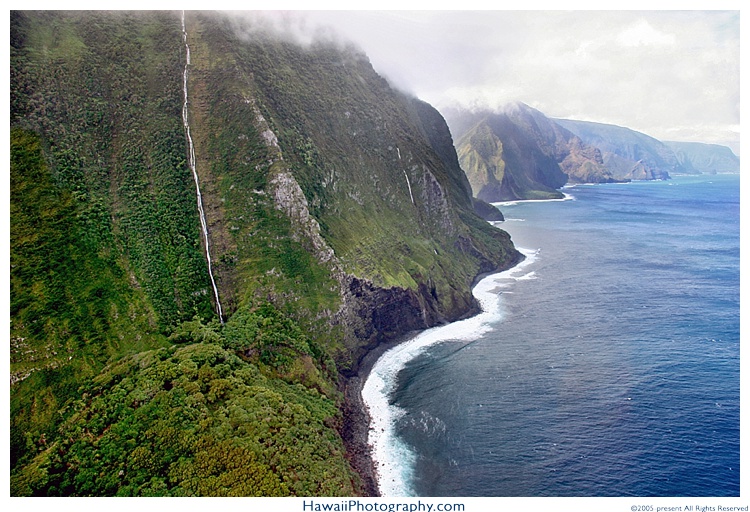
[397,147,415,205]
[181,11,224,324]
[403,171,415,205]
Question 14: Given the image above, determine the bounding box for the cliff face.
[554,118,682,180]
[444,102,620,202]
[446,106,566,201]
[10,10,519,496]
[184,11,520,362]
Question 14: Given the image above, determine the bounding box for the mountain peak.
[500,100,535,115]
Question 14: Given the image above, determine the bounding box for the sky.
[247,9,740,155]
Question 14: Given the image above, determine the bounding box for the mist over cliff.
[442,101,737,202]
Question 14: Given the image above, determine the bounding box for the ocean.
[362,174,740,497]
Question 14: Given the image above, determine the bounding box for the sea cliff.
[10,10,519,496]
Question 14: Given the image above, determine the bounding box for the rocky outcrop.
[271,170,337,265]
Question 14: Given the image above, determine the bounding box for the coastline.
[342,249,527,497]
[341,328,424,496]
[343,175,740,497]
[491,192,576,207]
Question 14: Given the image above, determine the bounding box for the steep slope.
[554,118,683,180]
[444,103,619,201]
[10,10,520,496]
[665,141,740,174]
[446,107,566,201]
[500,102,620,185]
[184,11,520,361]
[11,11,215,485]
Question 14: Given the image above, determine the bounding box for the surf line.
[361,247,539,496]
[181,11,224,324]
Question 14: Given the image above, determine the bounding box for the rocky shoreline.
[340,329,425,497]
[339,249,525,497]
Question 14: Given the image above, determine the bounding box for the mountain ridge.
[664,140,740,174]
[443,102,623,201]
[443,102,737,202]
[553,117,682,180]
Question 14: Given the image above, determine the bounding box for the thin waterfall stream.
[181,11,224,324]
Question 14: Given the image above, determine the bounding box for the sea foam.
[362,247,538,496]
[492,193,575,208]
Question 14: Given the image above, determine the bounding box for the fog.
[245,9,739,155]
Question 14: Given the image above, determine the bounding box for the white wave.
[492,193,574,207]
[362,247,538,496]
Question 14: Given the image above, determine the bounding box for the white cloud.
[244,10,740,153]
[616,19,676,47]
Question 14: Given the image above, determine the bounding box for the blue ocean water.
[383,175,740,497]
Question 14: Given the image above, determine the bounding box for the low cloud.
[222,10,740,153]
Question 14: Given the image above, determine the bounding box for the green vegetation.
[10,11,355,494]
[11,11,219,478]
[11,11,519,496]
[10,127,170,471]
[11,11,215,329]
[11,333,356,496]
[191,11,517,297]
